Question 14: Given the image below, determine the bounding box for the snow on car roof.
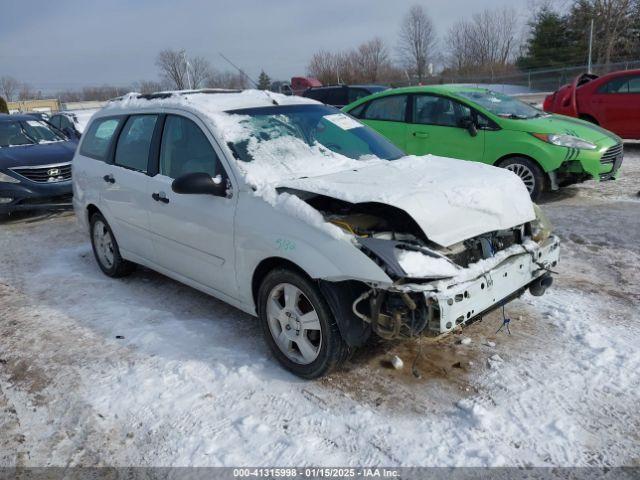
[101,89,317,115]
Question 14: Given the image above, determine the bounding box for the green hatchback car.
[343,85,623,199]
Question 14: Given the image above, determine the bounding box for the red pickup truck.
[543,69,640,139]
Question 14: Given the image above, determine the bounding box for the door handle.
[412,132,430,138]
[152,192,170,204]
[103,174,115,184]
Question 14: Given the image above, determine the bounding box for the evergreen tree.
[0,96,8,114]
[518,0,639,70]
[257,70,271,90]
[517,7,571,69]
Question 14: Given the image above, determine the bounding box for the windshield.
[226,104,403,165]
[457,90,543,119]
[0,120,65,147]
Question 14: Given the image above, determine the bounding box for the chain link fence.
[422,60,640,93]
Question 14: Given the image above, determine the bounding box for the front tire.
[498,157,546,201]
[258,268,349,379]
[89,212,135,277]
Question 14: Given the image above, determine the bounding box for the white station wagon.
[73,89,559,378]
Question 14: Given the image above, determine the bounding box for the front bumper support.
[425,236,560,333]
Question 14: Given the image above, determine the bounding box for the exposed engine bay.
[282,187,559,344]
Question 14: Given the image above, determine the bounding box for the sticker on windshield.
[26,120,42,126]
[323,113,362,130]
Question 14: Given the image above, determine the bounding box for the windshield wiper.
[498,113,528,120]
[19,129,38,145]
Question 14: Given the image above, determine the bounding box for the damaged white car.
[72,90,560,378]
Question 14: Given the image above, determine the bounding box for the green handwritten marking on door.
[276,238,296,252]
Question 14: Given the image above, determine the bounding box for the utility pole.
[587,19,594,74]
[181,49,193,90]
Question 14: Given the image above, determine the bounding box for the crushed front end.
[303,190,561,341]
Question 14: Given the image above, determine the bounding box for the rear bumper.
[0,180,73,214]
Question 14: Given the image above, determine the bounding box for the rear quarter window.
[80,117,121,161]
[305,89,327,102]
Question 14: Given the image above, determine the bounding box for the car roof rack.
[135,89,243,101]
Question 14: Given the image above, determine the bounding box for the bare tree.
[307,50,342,84]
[205,70,248,89]
[595,0,633,65]
[308,39,397,85]
[189,56,213,89]
[156,49,188,89]
[353,38,390,82]
[1,76,20,102]
[398,5,437,82]
[18,83,40,101]
[137,80,164,94]
[446,7,519,76]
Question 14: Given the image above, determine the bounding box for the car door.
[353,94,410,150]
[405,94,484,161]
[590,75,640,137]
[146,113,238,298]
[627,76,640,138]
[100,114,158,261]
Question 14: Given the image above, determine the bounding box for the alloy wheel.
[92,220,115,269]
[266,283,322,365]
[505,163,536,194]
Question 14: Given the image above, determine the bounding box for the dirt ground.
[1,146,639,467]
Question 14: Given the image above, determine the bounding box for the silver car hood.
[277,155,536,247]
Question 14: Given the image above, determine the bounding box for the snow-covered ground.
[1,147,639,467]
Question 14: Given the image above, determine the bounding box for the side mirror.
[459,117,478,137]
[172,172,228,197]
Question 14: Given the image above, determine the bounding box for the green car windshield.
[457,90,543,120]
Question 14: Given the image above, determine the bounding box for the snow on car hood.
[277,155,535,247]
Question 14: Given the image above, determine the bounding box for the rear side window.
[361,95,407,122]
[49,116,61,129]
[79,117,121,161]
[628,76,640,93]
[325,88,347,106]
[60,115,74,130]
[114,115,158,172]
[305,89,326,102]
[159,115,222,179]
[348,102,368,118]
[347,88,371,103]
[598,76,634,93]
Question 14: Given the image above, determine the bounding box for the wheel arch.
[251,256,372,347]
[494,153,550,198]
[86,203,102,225]
[494,152,542,170]
[578,113,599,125]
[251,257,312,311]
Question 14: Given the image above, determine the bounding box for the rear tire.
[89,212,135,278]
[258,268,349,379]
[498,157,546,201]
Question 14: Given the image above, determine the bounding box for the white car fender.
[233,192,392,311]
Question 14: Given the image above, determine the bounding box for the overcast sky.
[1,0,530,92]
